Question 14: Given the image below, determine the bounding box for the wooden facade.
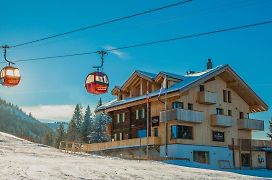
[95,63,270,169]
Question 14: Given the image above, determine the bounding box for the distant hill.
[0,98,54,143]
[44,121,69,132]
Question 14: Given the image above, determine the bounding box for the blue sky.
[0,0,271,139]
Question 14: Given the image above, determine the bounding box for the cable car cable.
[4,19,271,63]
[9,0,193,48]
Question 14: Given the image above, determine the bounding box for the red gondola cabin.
[85,71,109,94]
[0,66,21,87]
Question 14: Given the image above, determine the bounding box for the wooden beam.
[227,81,239,88]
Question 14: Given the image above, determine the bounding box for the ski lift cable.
[8,0,193,49]
[2,19,270,64]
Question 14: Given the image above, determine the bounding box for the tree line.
[54,104,111,148]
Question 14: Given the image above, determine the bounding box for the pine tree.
[44,132,54,146]
[73,104,83,131]
[81,105,93,143]
[66,118,81,142]
[268,118,272,139]
[55,123,66,148]
[89,113,111,143]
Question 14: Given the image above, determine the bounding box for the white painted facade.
[160,144,233,169]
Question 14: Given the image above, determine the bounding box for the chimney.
[207,58,213,70]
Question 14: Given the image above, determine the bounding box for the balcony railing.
[230,139,272,151]
[198,91,217,105]
[82,137,161,152]
[238,118,264,131]
[160,108,204,123]
[211,114,233,127]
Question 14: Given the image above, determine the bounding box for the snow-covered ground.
[0,132,271,180]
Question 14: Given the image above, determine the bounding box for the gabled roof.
[97,65,268,112]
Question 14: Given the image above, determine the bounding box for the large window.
[193,151,210,164]
[172,101,184,109]
[171,125,193,139]
[117,113,125,123]
[212,131,225,142]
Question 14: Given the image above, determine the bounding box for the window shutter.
[142,109,145,118]
[117,114,120,123]
[122,112,125,122]
[136,110,139,119]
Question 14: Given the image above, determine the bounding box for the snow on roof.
[96,65,228,111]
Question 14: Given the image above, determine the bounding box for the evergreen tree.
[44,132,54,146]
[72,104,83,131]
[81,105,93,143]
[66,118,81,142]
[55,123,66,148]
[268,118,272,139]
[89,113,111,143]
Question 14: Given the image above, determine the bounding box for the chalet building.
[91,60,272,169]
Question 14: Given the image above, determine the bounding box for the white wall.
[160,144,233,169]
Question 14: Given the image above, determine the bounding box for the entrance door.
[266,152,272,169]
[241,153,250,167]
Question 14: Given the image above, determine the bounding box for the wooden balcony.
[238,118,264,131]
[82,137,161,152]
[198,91,217,105]
[160,108,204,123]
[211,114,233,127]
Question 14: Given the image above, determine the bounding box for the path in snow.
[0,132,264,180]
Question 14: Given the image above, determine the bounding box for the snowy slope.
[0,132,269,180]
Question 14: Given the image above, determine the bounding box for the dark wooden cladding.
[109,103,152,140]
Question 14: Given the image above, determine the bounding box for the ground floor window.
[171,125,193,139]
[154,128,158,137]
[193,151,210,164]
[241,153,250,167]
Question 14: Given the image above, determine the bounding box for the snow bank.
[0,132,269,180]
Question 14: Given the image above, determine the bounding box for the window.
[14,69,20,77]
[172,101,184,109]
[223,90,227,102]
[228,110,232,116]
[188,103,193,110]
[228,91,232,103]
[117,113,125,123]
[212,131,225,142]
[200,85,205,92]
[136,109,145,119]
[86,75,94,83]
[154,128,158,137]
[240,112,244,119]
[241,153,250,167]
[152,116,160,127]
[216,108,224,115]
[193,151,210,164]
[6,69,13,76]
[171,125,193,139]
